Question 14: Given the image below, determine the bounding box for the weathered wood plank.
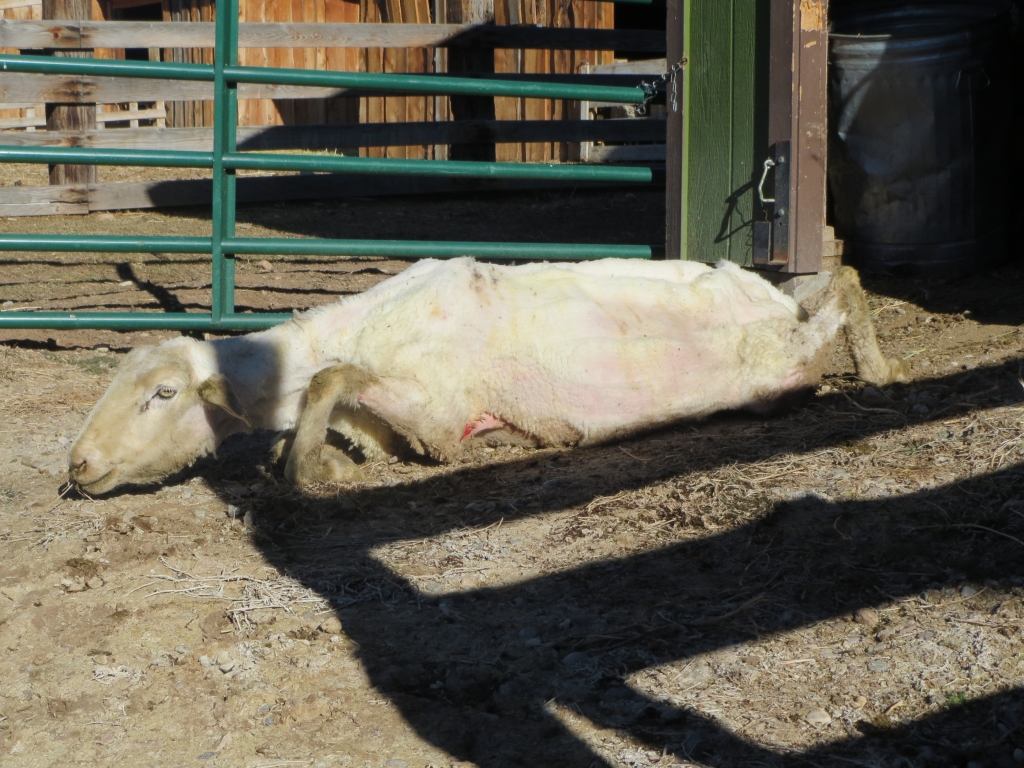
[0,0,41,10]
[0,20,665,51]
[664,0,684,259]
[0,71,656,103]
[0,118,664,149]
[42,0,96,186]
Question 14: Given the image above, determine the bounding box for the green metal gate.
[0,0,657,331]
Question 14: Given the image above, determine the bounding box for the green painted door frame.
[667,0,828,273]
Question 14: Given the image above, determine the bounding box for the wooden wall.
[494,0,614,162]
[1,0,615,160]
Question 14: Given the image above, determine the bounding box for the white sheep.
[68,258,907,493]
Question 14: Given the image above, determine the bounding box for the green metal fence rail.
[0,0,657,332]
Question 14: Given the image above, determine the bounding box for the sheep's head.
[69,338,249,494]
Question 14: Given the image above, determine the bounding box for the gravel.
[804,708,831,726]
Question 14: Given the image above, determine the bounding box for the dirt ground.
[1,189,1023,768]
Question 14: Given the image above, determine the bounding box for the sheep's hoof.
[270,432,295,467]
[287,445,364,487]
[886,356,911,385]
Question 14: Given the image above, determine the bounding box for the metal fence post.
[211,0,240,324]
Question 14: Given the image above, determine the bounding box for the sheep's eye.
[155,387,177,400]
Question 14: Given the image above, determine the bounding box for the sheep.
[68,257,908,493]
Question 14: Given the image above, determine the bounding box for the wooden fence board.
[0,117,664,149]
[0,20,664,51]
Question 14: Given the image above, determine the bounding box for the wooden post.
[43,0,97,186]
[446,0,496,161]
[765,0,827,274]
[664,0,684,259]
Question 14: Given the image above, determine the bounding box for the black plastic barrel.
[828,0,1015,275]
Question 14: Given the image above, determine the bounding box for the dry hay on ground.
[0,199,1023,767]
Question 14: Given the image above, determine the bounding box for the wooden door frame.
[666,0,828,274]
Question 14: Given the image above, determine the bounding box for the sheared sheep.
[68,257,907,493]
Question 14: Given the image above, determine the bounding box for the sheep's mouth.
[76,469,117,495]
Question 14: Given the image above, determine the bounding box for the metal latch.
[753,141,790,267]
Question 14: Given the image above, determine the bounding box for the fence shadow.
[166,355,1024,767]
[239,444,1024,767]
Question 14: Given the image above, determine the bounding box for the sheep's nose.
[68,446,94,478]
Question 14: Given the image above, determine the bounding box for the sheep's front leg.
[285,364,375,487]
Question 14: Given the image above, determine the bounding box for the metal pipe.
[0,145,653,182]
[0,235,211,252]
[0,53,213,80]
[224,153,654,182]
[0,312,291,331]
[0,234,653,259]
[222,66,649,103]
[0,145,212,168]
[0,54,648,103]
[223,238,653,259]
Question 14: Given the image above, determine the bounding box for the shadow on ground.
[115,357,1024,767]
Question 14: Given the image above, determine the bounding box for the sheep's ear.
[198,375,251,428]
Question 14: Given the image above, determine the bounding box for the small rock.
[85,575,104,590]
[911,403,930,414]
[805,708,831,726]
[518,627,539,641]
[198,752,217,760]
[852,695,867,709]
[199,655,214,668]
[862,387,884,399]
[242,509,253,528]
[624,192,637,200]
[219,659,236,673]
[961,585,978,597]
[226,505,240,519]
[867,660,890,673]
[61,577,87,593]
[386,761,409,768]
[216,650,231,665]
[95,212,115,221]
[562,651,589,666]
[258,260,274,272]
[250,483,264,494]
[319,616,342,635]
[193,509,207,520]
[853,608,878,627]
[2,300,13,307]
[421,582,443,595]
[1013,748,1024,762]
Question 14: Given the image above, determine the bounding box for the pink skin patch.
[461,413,507,441]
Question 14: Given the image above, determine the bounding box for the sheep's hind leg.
[285,364,376,487]
[823,267,910,386]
